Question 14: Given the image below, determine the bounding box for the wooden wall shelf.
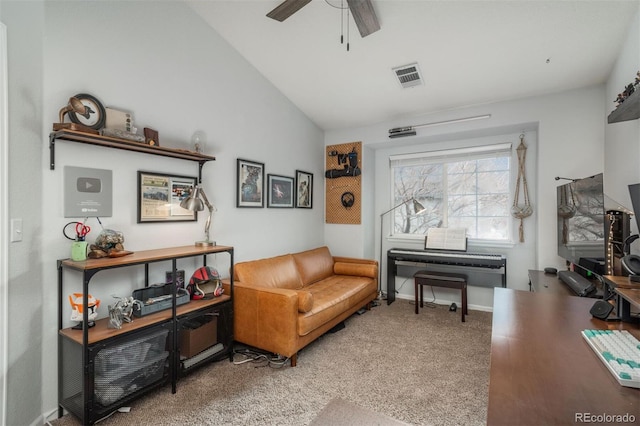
[608,89,640,124]
[49,129,216,174]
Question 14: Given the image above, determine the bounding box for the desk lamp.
[180,185,216,247]
[378,198,426,300]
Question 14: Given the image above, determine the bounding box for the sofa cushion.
[334,262,377,278]
[293,246,335,286]
[296,290,314,313]
[297,275,377,336]
[234,254,303,290]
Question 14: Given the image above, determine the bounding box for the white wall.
[605,7,640,249]
[37,0,324,420]
[0,1,45,425]
[325,84,606,308]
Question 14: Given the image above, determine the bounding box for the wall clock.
[68,93,106,130]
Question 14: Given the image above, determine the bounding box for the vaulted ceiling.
[187,0,639,130]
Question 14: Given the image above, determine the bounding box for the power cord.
[399,277,438,308]
[409,285,437,308]
[233,347,289,368]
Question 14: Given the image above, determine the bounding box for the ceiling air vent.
[392,63,423,89]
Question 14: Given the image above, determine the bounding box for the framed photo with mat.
[237,158,265,208]
[137,171,197,223]
[295,170,313,209]
[267,174,294,208]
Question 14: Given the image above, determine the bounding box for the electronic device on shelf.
[558,270,596,297]
[581,329,640,388]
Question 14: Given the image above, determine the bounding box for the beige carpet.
[49,300,492,426]
[310,398,411,426]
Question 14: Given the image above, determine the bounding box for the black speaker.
[590,300,614,320]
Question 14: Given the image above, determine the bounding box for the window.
[390,143,512,241]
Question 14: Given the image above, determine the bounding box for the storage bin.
[180,315,217,358]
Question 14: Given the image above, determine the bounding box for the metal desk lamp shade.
[378,198,426,300]
[180,186,216,247]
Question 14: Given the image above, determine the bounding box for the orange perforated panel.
[325,141,361,224]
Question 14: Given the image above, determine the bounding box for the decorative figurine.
[53,97,99,134]
[69,293,100,329]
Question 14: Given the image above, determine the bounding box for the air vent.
[392,63,423,88]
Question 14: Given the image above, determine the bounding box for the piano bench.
[414,271,468,322]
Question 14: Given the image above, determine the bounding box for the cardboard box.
[180,316,217,358]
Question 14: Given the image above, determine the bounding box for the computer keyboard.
[581,329,640,388]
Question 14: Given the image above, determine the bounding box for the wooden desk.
[603,274,640,289]
[602,275,640,321]
[615,287,640,323]
[616,287,640,309]
[487,288,639,425]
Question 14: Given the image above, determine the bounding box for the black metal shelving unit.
[57,245,234,425]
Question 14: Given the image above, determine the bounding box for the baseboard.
[394,293,494,312]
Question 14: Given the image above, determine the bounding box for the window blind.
[389,143,512,167]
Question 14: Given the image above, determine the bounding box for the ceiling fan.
[267,0,380,38]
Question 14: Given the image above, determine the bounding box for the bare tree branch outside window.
[392,152,511,241]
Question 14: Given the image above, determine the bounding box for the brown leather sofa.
[231,246,377,366]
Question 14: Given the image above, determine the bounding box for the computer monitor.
[628,183,640,233]
[556,173,605,277]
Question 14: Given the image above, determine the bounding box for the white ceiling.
[186,0,640,131]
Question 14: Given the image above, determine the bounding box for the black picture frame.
[237,158,265,208]
[137,171,197,223]
[267,174,294,208]
[295,170,313,209]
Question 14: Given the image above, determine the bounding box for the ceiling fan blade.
[347,0,380,37]
[267,0,312,22]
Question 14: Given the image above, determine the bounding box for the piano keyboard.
[389,249,503,262]
[386,248,507,304]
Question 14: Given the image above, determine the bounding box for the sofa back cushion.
[293,246,335,286]
[234,254,303,290]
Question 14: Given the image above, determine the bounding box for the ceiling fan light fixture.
[266,0,312,22]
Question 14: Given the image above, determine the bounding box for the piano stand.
[387,248,507,305]
[414,271,468,322]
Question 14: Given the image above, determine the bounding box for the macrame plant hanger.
[511,134,533,242]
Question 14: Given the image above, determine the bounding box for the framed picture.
[237,158,265,208]
[295,170,313,209]
[267,174,294,208]
[137,171,197,223]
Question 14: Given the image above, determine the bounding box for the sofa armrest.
[232,282,301,357]
[332,256,378,279]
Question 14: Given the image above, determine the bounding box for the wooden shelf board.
[60,245,233,272]
[50,129,216,168]
[608,89,640,124]
[59,295,231,345]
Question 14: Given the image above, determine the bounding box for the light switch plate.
[10,218,22,242]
